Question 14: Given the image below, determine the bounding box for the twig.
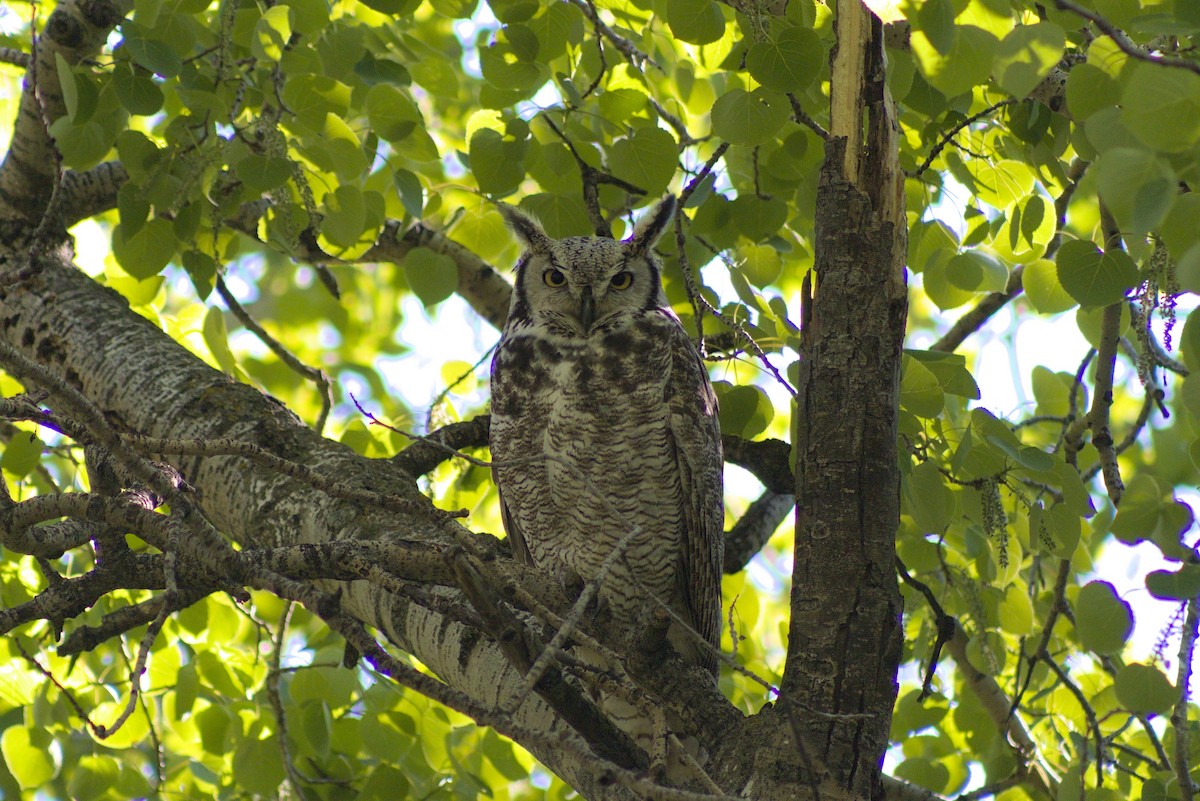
[566,0,662,72]
[1043,655,1105,789]
[1172,596,1199,801]
[787,93,829,140]
[896,559,956,700]
[1054,0,1200,75]
[0,47,31,68]
[1089,203,1127,504]
[215,275,333,433]
[910,100,1017,178]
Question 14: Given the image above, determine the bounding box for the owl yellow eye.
[610,271,634,290]
[543,269,566,287]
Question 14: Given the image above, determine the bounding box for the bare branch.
[1054,0,1200,75]
[909,100,1017,179]
[215,275,333,433]
[723,491,793,572]
[1172,596,1199,801]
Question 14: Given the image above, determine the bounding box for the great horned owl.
[489,197,724,680]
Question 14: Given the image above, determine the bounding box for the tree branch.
[1054,0,1200,75]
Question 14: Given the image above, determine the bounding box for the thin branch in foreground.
[1089,203,1127,504]
[896,559,957,700]
[215,274,333,434]
[1172,596,1199,801]
[909,100,1017,179]
[1054,0,1200,75]
[0,47,31,68]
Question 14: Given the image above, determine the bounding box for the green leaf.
[1114,664,1177,714]
[113,64,164,116]
[945,251,1007,292]
[746,26,822,92]
[967,159,1035,211]
[1095,147,1177,235]
[998,585,1034,635]
[993,22,1065,99]
[900,356,944,418]
[321,185,368,248]
[608,127,678,198]
[479,41,547,92]
[529,2,584,61]
[232,736,285,796]
[1031,365,1072,417]
[1145,564,1200,600]
[904,459,952,534]
[1055,238,1138,307]
[710,88,789,146]
[67,755,119,801]
[2,725,59,788]
[1161,194,1200,261]
[1111,474,1163,545]
[1044,501,1082,557]
[1023,258,1077,314]
[203,307,240,376]
[470,128,529,197]
[1066,62,1119,121]
[121,35,183,77]
[666,0,725,45]
[489,0,539,23]
[283,0,330,35]
[55,53,80,121]
[1075,580,1133,655]
[282,75,352,131]
[738,244,783,287]
[714,382,774,438]
[1121,61,1200,153]
[47,118,112,170]
[112,218,177,279]
[906,349,980,399]
[923,250,975,310]
[366,84,422,142]
[912,25,998,98]
[394,169,425,218]
[0,430,43,479]
[253,5,293,62]
[519,194,592,238]
[235,155,292,193]
[404,246,459,307]
[730,196,788,241]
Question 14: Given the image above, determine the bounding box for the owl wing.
[664,320,725,679]
[489,338,538,567]
[496,480,534,566]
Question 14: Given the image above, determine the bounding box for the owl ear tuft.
[626,196,677,254]
[498,203,554,254]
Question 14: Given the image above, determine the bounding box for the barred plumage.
[489,197,724,680]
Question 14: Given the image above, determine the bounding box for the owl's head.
[500,197,676,336]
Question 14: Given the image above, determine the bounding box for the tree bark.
[783,3,907,798]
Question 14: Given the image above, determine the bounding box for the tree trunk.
[783,5,908,799]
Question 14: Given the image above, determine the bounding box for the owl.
[489,197,724,681]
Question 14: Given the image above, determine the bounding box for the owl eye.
[543,269,567,287]
[610,271,634,290]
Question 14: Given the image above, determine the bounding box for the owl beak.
[578,286,595,332]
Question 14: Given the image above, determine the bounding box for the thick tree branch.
[0,0,122,231]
